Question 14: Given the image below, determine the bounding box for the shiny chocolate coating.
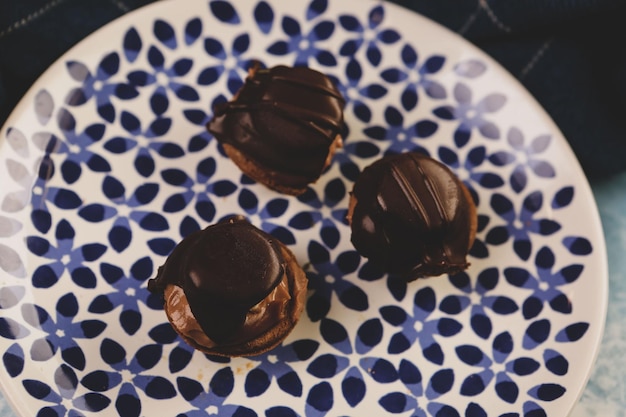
[207,65,345,183]
[350,152,473,280]
[148,216,285,343]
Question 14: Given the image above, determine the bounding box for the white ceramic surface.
[0,1,607,416]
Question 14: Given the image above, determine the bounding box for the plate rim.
[0,0,609,416]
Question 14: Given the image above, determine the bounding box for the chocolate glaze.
[207,65,345,183]
[148,216,286,344]
[350,152,474,280]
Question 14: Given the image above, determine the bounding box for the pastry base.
[163,242,308,357]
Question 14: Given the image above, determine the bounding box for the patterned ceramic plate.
[0,0,608,416]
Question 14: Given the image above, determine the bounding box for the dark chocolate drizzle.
[148,216,285,343]
[207,65,345,183]
[350,152,473,280]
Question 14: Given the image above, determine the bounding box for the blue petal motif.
[97,52,119,80]
[210,0,241,24]
[277,371,303,397]
[379,392,411,413]
[0,317,30,340]
[66,61,90,83]
[427,369,455,399]
[341,367,365,407]
[460,372,491,396]
[495,372,519,403]
[306,382,333,415]
[3,343,25,377]
[380,306,407,326]
[508,358,540,377]
[123,28,142,62]
[184,18,202,45]
[307,354,349,378]
[552,186,574,208]
[266,407,299,417]
[307,0,328,20]
[360,357,398,383]
[355,318,382,354]
[543,349,569,375]
[339,15,362,32]
[562,236,592,255]
[523,320,551,349]
[267,40,290,56]
[399,359,423,393]
[254,1,274,33]
[465,403,488,417]
[154,19,177,49]
[245,368,270,397]
[456,345,489,367]
[454,59,487,78]
[555,322,589,342]
[320,319,351,354]
[528,384,566,402]
[115,383,141,417]
[136,375,176,399]
[313,21,334,41]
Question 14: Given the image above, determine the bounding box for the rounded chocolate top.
[350,152,474,280]
[148,216,286,343]
[207,65,345,182]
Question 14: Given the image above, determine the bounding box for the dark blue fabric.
[1,0,624,179]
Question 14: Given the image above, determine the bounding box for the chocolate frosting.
[207,65,345,182]
[350,152,473,280]
[148,216,286,343]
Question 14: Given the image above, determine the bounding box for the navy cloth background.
[1,0,624,180]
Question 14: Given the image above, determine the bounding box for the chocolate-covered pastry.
[347,152,477,280]
[207,64,345,195]
[148,215,307,357]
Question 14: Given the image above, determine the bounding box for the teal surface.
[570,172,626,417]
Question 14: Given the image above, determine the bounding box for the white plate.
[0,0,608,416]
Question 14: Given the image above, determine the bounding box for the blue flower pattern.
[22,364,111,416]
[102,110,183,178]
[380,287,462,363]
[64,52,139,123]
[364,105,438,156]
[433,82,506,148]
[456,331,540,403]
[26,219,107,289]
[443,268,519,340]
[306,241,366,322]
[176,368,257,417]
[126,20,199,116]
[0,0,597,416]
[334,58,387,123]
[486,190,563,261]
[198,31,255,95]
[266,1,337,67]
[438,145,505,197]
[293,178,349,249]
[33,108,110,185]
[243,340,319,398]
[161,156,237,223]
[489,127,556,193]
[77,174,169,252]
[504,246,583,319]
[21,293,106,370]
[181,96,224,154]
[380,43,447,111]
[338,5,401,67]
[88,257,163,335]
[237,192,297,244]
